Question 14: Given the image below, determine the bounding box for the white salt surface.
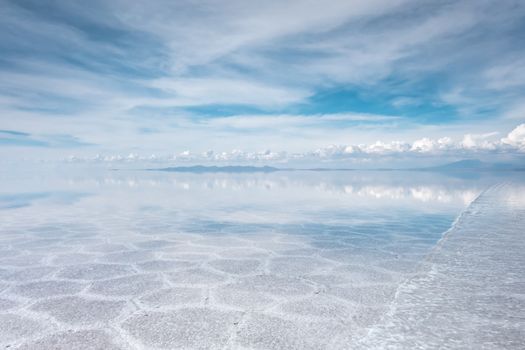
[0,170,522,349]
[359,183,525,349]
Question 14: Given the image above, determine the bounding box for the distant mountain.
[433,159,487,169]
[153,165,280,173]
[427,159,523,171]
[147,161,524,173]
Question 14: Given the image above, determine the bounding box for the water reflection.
[0,167,522,348]
[2,168,513,210]
[0,192,89,210]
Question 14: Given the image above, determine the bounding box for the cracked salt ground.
[0,169,523,349]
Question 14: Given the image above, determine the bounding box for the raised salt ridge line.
[359,182,525,349]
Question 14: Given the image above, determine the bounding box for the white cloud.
[391,97,420,108]
[411,138,438,153]
[110,0,411,74]
[204,113,400,129]
[484,59,525,90]
[63,124,525,165]
[461,132,499,150]
[501,123,525,151]
[502,102,525,120]
[150,78,310,108]
[363,141,410,154]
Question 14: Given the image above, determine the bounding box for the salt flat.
[0,170,522,349]
[360,183,525,349]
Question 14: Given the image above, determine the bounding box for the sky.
[1,0,525,166]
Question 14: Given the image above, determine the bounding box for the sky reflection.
[0,167,523,349]
[1,167,513,212]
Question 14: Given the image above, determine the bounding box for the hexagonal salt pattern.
[122,308,242,349]
[0,314,47,343]
[0,215,453,350]
[0,208,460,349]
[1,172,522,349]
[31,296,126,325]
[17,330,124,350]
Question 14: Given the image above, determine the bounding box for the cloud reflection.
[59,171,487,206]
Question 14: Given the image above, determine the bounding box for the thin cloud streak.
[1,1,524,163]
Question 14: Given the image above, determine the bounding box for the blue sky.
[1,0,525,165]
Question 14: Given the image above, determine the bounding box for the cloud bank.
[65,124,525,165]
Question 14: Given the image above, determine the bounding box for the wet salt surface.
[359,183,525,349]
[0,168,523,349]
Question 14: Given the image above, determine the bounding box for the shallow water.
[359,182,525,349]
[0,166,523,349]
